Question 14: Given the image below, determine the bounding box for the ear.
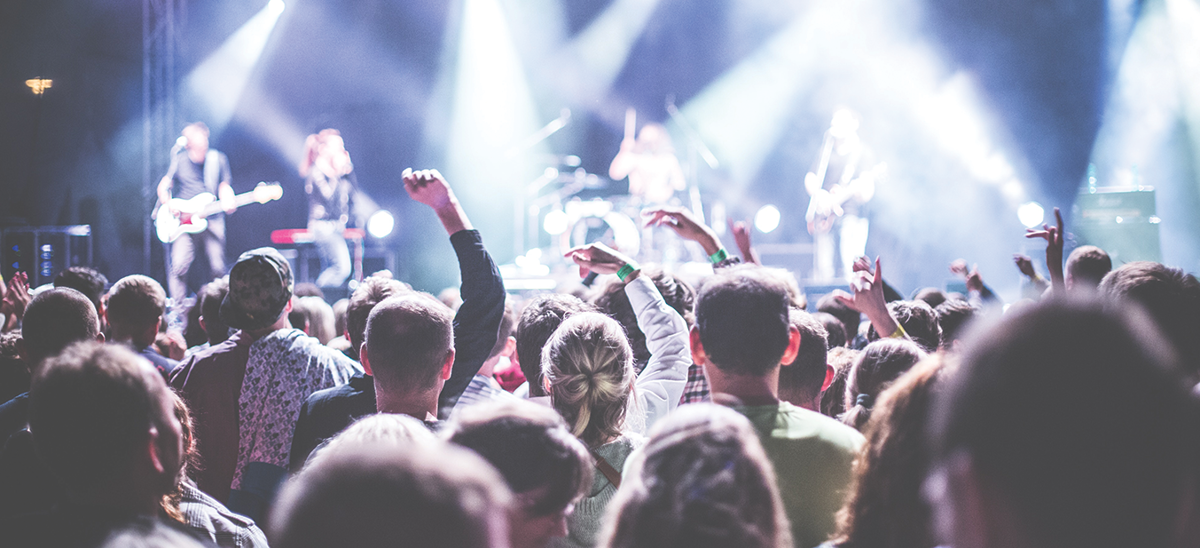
[198,315,207,332]
[15,338,27,362]
[689,327,708,367]
[441,348,456,380]
[146,426,166,474]
[499,336,517,358]
[285,298,294,313]
[781,327,803,368]
[821,364,836,392]
[779,326,801,366]
[359,345,373,376]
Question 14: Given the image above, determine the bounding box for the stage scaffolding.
[142,0,185,275]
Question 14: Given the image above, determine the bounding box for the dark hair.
[365,294,453,392]
[346,276,410,357]
[1065,245,1111,290]
[819,347,859,418]
[929,298,1200,548]
[817,294,861,346]
[779,309,829,407]
[29,342,171,494]
[1099,261,1200,371]
[842,339,925,430]
[53,267,107,312]
[934,299,976,347]
[485,297,517,362]
[831,356,945,548]
[445,400,592,516]
[294,283,325,300]
[105,275,167,332]
[198,278,231,346]
[591,268,695,373]
[912,287,947,309]
[695,265,792,376]
[867,301,941,353]
[812,312,847,349]
[21,287,101,366]
[516,294,594,397]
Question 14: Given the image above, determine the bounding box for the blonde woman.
[544,243,692,548]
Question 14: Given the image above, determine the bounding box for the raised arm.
[403,169,505,412]
[1026,207,1065,293]
[831,257,903,340]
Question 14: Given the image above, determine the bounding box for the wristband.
[708,248,729,264]
[887,323,908,340]
[616,262,639,282]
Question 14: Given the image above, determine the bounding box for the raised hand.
[641,206,721,256]
[1013,254,1038,279]
[831,257,900,338]
[727,218,760,265]
[1025,207,1065,292]
[564,242,639,281]
[1,271,30,331]
[949,259,984,293]
[403,168,471,234]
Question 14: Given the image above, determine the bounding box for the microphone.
[171,136,187,154]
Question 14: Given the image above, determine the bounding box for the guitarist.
[804,109,877,282]
[157,122,235,302]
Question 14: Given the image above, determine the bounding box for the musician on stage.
[299,129,356,288]
[157,122,235,302]
[609,112,686,206]
[805,109,879,281]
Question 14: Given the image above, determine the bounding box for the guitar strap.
[204,149,221,194]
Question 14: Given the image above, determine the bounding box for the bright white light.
[268,0,284,15]
[544,209,569,235]
[754,205,781,233]
[367,210,395,238]
[1017,202,1045,229]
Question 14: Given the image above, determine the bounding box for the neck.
[703,363,781,407]
[374,384,439,422]
[111,326,155,349]
[779,387,820,412]
[244,315,292,338]
[476,355,500,378]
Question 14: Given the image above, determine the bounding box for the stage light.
[1017,201,1044,228]
[268,0,285,15]
[25,78,52,95]
[553,0,662,104]
[754,205,781,233]
[544,209,569,235]
[367,210,395,238]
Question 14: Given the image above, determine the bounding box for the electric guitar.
[805,164,884,235]
[156,182,283,243]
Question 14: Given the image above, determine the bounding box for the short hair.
[485,297,517,361]
[516,294,594,397]
[306,414,437,470]
[929,299,1200,548]
[105,275,167,331]
[294,296,336,345]
[346,276,410,356]
[694,265,793,376]
[21,287,101,365]
[912,287,947,309]
[542,313,635,447]
[294,282,325,299]
[817,294,861,346]
[867,301,941,353]
[1099,261,1200,370]
[598,404,791,548]
[1065,245,1111,290]
[445,400,592,516]
[842,339,925,430]
[270,441,512,548]
[591,268,695,372]
[53,266,107,312]
[365,293,454,393]
[29,342,173,494]
[198,278,231,346]
[779,309,829,406]
[812,312,847,349]
[934,299,976,346]
[820,347,859,418]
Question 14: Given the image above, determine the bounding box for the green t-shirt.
[735,401,865,548]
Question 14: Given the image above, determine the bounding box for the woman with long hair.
[299,129,356,288]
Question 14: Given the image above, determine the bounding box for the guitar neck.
[199,186,276,217]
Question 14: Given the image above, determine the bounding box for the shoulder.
[170,334,252,388]
[772,402,865,451]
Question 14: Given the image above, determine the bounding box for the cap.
[220,247,294,331]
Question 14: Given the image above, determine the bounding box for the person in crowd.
[184,278,230,360]
[162,391,269,548]
[841,339,926,431]
[291,295,336,345]
[541,241,691,547]
[926,299,1200,548]
[303,413,437,470]
[2,342,205,545]
[690,264,865,548]
[865,300,941,353]
[327,297,352,358]
[778,308,835,412]
[0,332,29,406]
[104,275,179,378]
[813,311,848,349]
[270,434,512,548]
[934,298,976,349]
[817,294,862,349]
[598,403,792,548]
[820,346,859,419]
[170,246,360,505]
[53,266,108,328]
[1064,245,1111,292]
[823,356,947,548]
[513,293,595,401]
[445,400,593,548]
[913,287,948,309]
[1099,261,1200,376]
[0,271,30,333]
[362,292,458,424]
[448,297,520,416]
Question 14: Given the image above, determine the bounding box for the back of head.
[817,294,861,345]
[868,300,942,353]
[517,293,594,397]
[346,276,409,356]
[365,293,454,394]
[842,339,925,430]
[695,265,792,376]
[541,312,634,447]
[53,266,108,312]
[306,413,437,470]
[591,268,695,371]
[820,347,859,418]
[812,312,847,349]
[934,299,976,347]
[21,287,101,366]
[1065,245,1111,290]
[445,400,592,516]
[485,297,517,362]
[778,309,829,407]
[106,275,167,333]
[929,298,1199,548]
[599,403,791,548]
[1099,261,1200,372]
[913,287,948,309]
[29,341,175,495]
[294,296,336,345]
[198,278,231,345]
[271,441,512,548]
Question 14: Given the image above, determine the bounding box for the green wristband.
[708,248,729,264]
[616,263,639,282]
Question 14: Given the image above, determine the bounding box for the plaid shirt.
[680,363,710,404]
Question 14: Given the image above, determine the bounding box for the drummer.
[608,111,687,206]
